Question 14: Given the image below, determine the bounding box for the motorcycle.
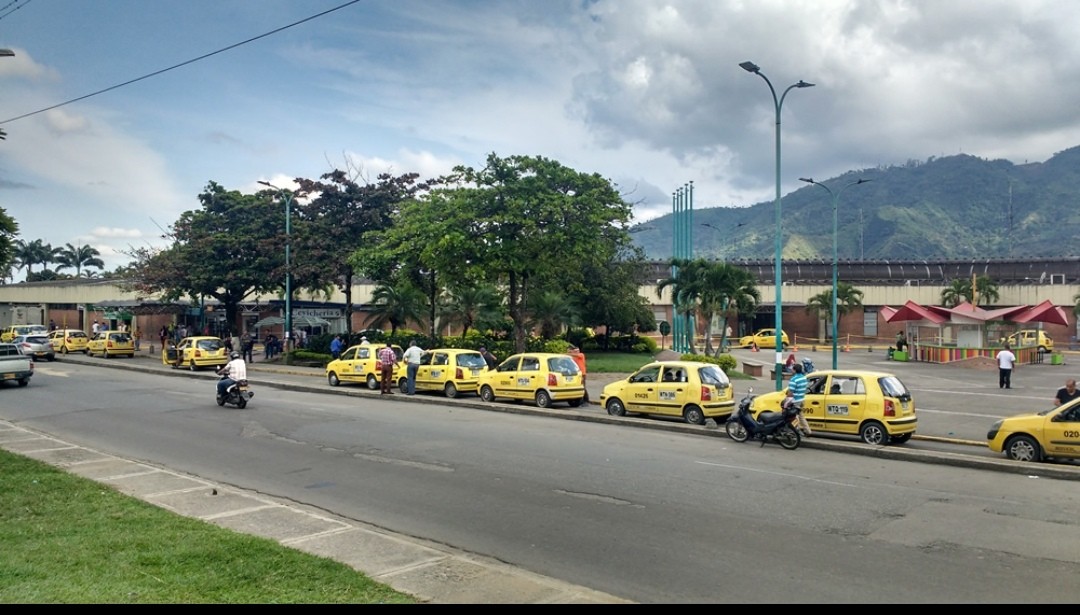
[216,373,254,409]
[725,387,802,450]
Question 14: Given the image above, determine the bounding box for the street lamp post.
[799,177,871,369]
[740,60,814,390]
[257,181,294,352]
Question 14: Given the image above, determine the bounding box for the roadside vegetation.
[0,449,415,604]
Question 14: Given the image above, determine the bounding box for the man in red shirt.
[378,342,397,394]
[567,345,588,403]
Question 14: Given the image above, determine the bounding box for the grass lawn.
[0,449,416,604]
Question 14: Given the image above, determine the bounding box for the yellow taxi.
[738,328,790,349]
[987,399,1080,463]
[476,352,586,408]
[399,348,488,398]
[2,324,48,342]
[751,369,917,445]
[48,329,90,354]
[1002,329,1054,352]
[326,343,404,389]
[599,360,734,425]
[162,336,229,371]
[87,330,136,358]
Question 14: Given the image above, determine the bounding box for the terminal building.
[1,257,1077,362]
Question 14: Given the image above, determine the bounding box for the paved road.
[5,347,1078,604]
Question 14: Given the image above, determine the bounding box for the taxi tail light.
[883,399,897,417]
[547,373,558,387]
[193,349,202,358]
[455,367,464,379]
[700,386,712,401]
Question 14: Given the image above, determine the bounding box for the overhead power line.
[0,0,361,125]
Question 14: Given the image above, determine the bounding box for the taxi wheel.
[398,378,408,394]
[189,360,198,372]
[480,385,496,403]
[103,350,110,359]
[890,433,912,444]
[858,421,888,445]
[366,374,379,390]
[443,382,459,398]
[61,346,69,354]
[605,398,627,417]
[328,372,341,387]
[535,390,553,408]
[683,405,706,426]
[1005,435,1042,462]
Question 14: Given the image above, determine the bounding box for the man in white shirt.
[217,351,248,399]
[403,340,425,395]
[997,343,1017,390]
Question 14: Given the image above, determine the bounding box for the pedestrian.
[49,319,57,331]
[159,325,168,349]
[567,345,588,403]
[330,335,343,360]
[92,320,100,337]
[133,328,141,351]
[997,342,1017,389]
[377,341,397,394]
[895,331,907,353]
[242,332,255,363]
[480,346,498,370]
[788,362,811,435]
[403,339,424,395]
[360,336,371,346]
[1054,378,1080,407]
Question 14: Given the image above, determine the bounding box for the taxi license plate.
[471,369,480,376]
[902,401,909,411]
[3,373,14,379]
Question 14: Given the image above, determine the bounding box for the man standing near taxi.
[403,340,424,395]
[378,341,397,395]
[788,363,811,436]
[567,345,588,404]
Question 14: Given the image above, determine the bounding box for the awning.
[1009,299,1071,326]
[251,315,330,329]
[881,300,949,324]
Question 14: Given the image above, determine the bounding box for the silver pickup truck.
[0,342,34,387]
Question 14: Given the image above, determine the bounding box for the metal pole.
[258,181,293,352]
[800,178,871,369]
[740,61,814,390]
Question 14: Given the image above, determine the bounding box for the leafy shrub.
[680,352,738,375]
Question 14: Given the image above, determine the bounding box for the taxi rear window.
[196,339,223,351]
[697,365,730,387]
[457,353,486,369]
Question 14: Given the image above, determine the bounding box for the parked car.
[751,369,917,445]
[162,336,229,371]
[326,344,404,389]
[1,324,48,343]
[12,334,55,362]
[1001,329,1054,352]
[987,399,1080,462]
[87,330,135,359]
[48,329,90,354]
[399,348,488,398]
[599,360,735,425]
[738,328,790,349]
[477,352,586,408]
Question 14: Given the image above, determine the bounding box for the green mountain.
[632,146,1080,261]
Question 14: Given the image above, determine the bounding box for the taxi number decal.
[659,391,676,401]
[517,377,531,386]
[826,404,850,416]
[634,392,650,399]
[1064,431,1080,438]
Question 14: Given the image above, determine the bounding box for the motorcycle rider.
[216,351,248,399]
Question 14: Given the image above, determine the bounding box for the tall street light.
[740,60,814,390]
[257,180,294,351]
[799,177,871,369]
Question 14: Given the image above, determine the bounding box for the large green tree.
[940,275,999,307]
[354,153,635,352]
[0,209,19,282]
[124,181,294,330]
[575,255,657,348]
[805,282,864,340]
[439,284,505,341]
[12,239,59,277]
[294,168,431,335]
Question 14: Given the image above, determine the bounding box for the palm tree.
[12,239,60,277]
[366,282,426,337]
[527,290,580,340]
[972,275,999,306]
[656,258,709,355]
[439,285,504,340]
[696,262,760,356]
[940,279,969,307]
[940,276,999,307]
[805,282,864,340]
[55,243,105,278]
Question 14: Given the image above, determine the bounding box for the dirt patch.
[954,356,998,371]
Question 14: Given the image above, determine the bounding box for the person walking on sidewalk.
[403,340,424,395]
[997,342,1017,389]
[330,335,343,360]
[378,342,397,394]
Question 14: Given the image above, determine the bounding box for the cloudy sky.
[2,0,1080,277]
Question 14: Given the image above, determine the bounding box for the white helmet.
[231,351,241,360]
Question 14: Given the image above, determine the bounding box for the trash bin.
[1051,353,1064,366]
[893,350,908,362]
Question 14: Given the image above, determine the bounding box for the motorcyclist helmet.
[231,351,241,360]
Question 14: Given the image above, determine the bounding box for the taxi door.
[621,364,662,413]
[654,366,689,417]
[335,346,364,384]
[417,351,442,392]
[1044,406,1080,458]
[820,374,866,436]
[488,355,524,400]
